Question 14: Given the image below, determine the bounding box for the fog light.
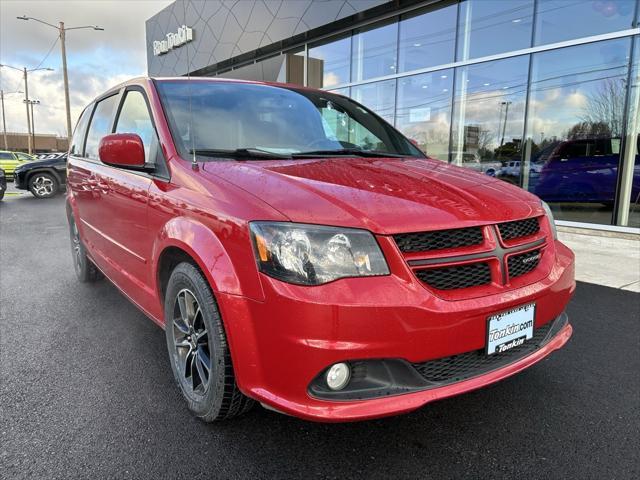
[326,362,350,391]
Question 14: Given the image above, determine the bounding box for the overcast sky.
[0,0,172,137]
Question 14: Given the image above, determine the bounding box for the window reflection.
[352,21,398,82]
[116,91,157,163]
[524,38,632,225]
[398,3,457,72]
[396,70,453,160]
[328,87,350,97]
[308,36,351,89]
[84,95,119,161]
[457,0,533,61]
[535,0,637,46]
[283,49,305,86]
[451,56,529,178]
[351,80,396,124]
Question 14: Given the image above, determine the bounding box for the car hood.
[201,157,543,234]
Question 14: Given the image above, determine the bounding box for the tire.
[164,262,254,421]
[69,215,102,282]
[29,172,59,198]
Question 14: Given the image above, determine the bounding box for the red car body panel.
[66,77,575,422]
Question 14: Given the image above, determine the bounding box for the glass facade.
[216,0,640,228]
[396,70,453,160]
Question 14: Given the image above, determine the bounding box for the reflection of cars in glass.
[451,152,502,176]
[0,150,37,176]
[14,152,68,198]
[67,78,574,422]
[499,160,543,179]
[533,137,640,204]
[0,168,6,200]
[500,160,521,177]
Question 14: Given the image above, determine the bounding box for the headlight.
[249,222,390,285]
[541,200,557,240]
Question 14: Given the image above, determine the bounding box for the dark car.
[533,137,640,204]
[0,168,6,200]
[14,152,68,198]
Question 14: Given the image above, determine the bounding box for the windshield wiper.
[291,148,408,158]
[189,148,292,160]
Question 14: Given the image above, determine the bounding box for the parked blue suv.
[534,137,640,205]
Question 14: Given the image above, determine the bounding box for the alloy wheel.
[32,176,55,196]
[172,288,212,397]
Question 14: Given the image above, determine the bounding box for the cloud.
[1,0,171,136]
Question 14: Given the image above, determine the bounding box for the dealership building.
[146,0,640,232]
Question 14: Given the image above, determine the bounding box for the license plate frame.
[486,303,535,355]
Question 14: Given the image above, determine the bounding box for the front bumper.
[13,171,25,189]
[217,240,575,422]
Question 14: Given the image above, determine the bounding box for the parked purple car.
[533,137,640,205]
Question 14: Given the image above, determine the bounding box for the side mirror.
[99,133,146,169]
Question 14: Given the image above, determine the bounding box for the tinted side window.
[115,90,158,163]
[69,106,93,156]
[84,94,119,161]
[0,152,14,160]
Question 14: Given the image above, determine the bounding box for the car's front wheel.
[29,172,58,198]
[164,262,254,421]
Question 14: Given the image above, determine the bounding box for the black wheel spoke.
[195,352,208,386]
[173,317,190,335]
[196,346,211,374]
[177,295,189,327]
[190,354,199,390]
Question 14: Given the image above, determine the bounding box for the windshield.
[156,80,423,160]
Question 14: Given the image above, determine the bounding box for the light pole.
[0,64,52,153]
[24,99,40,151]
[499,101,512,148]
[1,90,24,149]
[17,15,104,142]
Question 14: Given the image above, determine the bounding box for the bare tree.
[566,121,612,140]
[581,78,625,137]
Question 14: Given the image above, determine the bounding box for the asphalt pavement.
[1,192,639,479]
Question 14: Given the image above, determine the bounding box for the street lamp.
[23,99,41,151]
[0,64,53,154]
[0,90,23,149]
[499,101,512,148]
[17,15,104,142]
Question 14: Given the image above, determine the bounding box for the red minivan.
[66,78,575,422]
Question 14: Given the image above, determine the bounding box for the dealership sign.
[153,25,194,56]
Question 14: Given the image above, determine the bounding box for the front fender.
[151,216,264,304]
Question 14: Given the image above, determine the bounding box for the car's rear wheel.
[164,262,254,421]
[29,173,58,198]
[69,216,102,282]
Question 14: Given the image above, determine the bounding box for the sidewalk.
[558,227,640,292]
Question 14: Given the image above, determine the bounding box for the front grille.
[498,217,540,241]
[508,249,541,279]
[413,319,557,384]
[394,227,483,253]
[415,262,491,290]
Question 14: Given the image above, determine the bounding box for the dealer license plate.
[486,303,535,355]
